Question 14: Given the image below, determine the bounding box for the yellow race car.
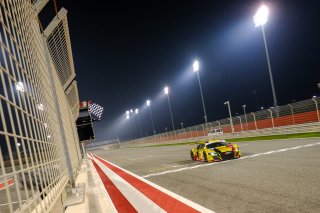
[190,139,241,162]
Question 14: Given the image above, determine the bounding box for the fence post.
[217,121,221,129]
[201,124,205,137]
[42,36,76,187]
[196,126,198,137]
[312,98,320,122]
[251,112,258,130]
[268,109,274,128]
[288,104,295,124]
[237,116,243,132]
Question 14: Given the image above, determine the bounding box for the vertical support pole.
[288,104,295,125]
[312,98,320,122]
[268,109,274,128]
[201,124,205,137]
[81,142,86,159]
[42,36,75,187]
[196,127,199,137]
[251,112,258,130]
[237,116,243,132]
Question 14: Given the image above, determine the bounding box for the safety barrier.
[0,1,81,212]
[129,98,319,145]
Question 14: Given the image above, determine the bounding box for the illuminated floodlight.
[15,81,25,92]
[126,115,130,119]
[253,5,269,27]
[312,96,317,99]
[130,109,133,113]
[37,103,44,111]
[164,86,169,95]
[126,110,130,115]
[44,123,48,128]
[17,142,21,147]
[193,60,199,72]
[135,108,139,114]
[47,135,51,139]
[147,100,151,106]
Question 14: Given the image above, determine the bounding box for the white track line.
[143,142,320,178]
[128,155,153,161]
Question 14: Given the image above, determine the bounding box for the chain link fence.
[130,98,320,145]
[0,1,81,212]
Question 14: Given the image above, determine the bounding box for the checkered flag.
[89,103,104,120]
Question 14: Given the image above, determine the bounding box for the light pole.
[164,86,175,130]
[224,101,234,133]
[254,5,278,108]
[181,122,184,129]
[193,60,208,124]
[126,111,133,139]
[242,105,248,130]
[146,100,156,135]
[135,108,142,138]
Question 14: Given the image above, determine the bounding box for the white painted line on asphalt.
[148,162,200,172]
[128,155,153,161]
[143,141,320,178]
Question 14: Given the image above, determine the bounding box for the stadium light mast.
[135,108,142,137]
[193,60,208,124]
[164,86,175,130]
[254,5,278,108]
[146,100,156,134]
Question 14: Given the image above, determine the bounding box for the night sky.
[41,0,320,141]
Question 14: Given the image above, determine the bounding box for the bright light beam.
[193,60,199,72]
[164,86,169,95]
[253,5,269,27]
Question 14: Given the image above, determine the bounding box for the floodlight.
[164,86,169,95]
[253,5,269,27]
[126,110,130,115]
[146,100,151,106]
[15,81,25,92]
[193,60,199,72]
[135,108,139,114]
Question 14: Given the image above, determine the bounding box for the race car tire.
[190,151,196,161]
[203,151,208,162]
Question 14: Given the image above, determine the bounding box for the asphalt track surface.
[90,138,320,213]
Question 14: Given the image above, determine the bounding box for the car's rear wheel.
[203,151,208,162]
[190,151,195,161]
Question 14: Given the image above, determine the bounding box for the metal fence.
[130,98,320,145]
[0,1,81,212]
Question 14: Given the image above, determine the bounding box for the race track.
[90,138,320,213]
